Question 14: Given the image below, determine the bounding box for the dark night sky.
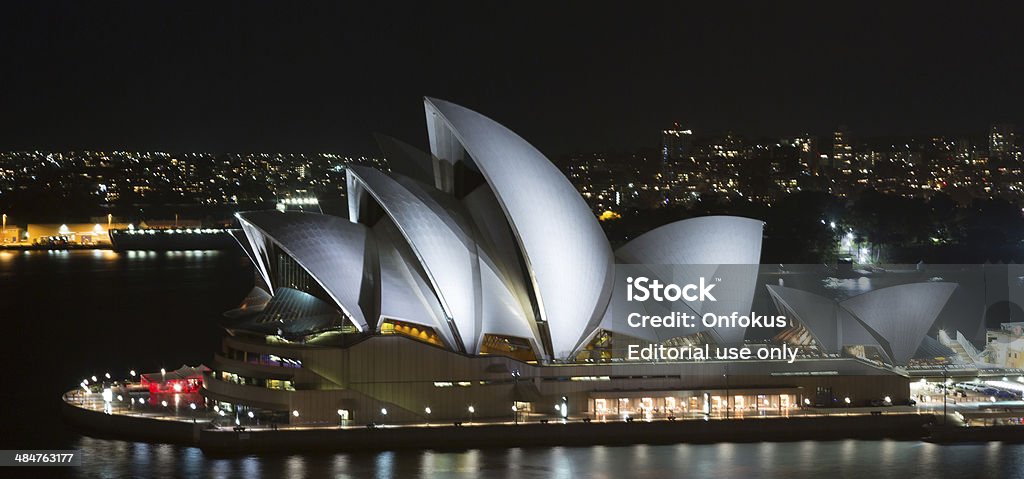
[1,2,1022,156]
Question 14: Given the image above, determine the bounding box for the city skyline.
[1,120,1019,217]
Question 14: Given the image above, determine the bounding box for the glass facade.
[589,390,798,420]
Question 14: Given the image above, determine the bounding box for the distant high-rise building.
[956,137,972,159]
[793,135,817,174]
[989,123,1017,161]
[661,123,693,163]
[833,127,853,172]
[661,124,696,201]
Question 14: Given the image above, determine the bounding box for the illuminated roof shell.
[767,282,957,364]
[424,97,614,358]
[236,211,374,332]
[614,216,763,346]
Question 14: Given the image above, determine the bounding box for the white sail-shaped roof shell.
[374,219,459,350]
[766,286,887,358]
[614,216,763,346]
[349,165,541,355]
[347,165,481,352]
[399,176,541,354]
[462,185,546,356]
[229,228,271,292]
[838,306,886,354]
[766,284,840,352]
[236,211,373,332]
[839,282,957,364]
[615,216,764,266]
[767,282,956,365]
[424,97,614,358]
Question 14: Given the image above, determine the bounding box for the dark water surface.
[1,250,1022,478]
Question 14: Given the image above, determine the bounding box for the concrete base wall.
[63,391,936,455]
[200,414,935,454]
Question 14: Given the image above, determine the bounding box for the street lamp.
[468,405,475,423]
[724,370,730,419]
[943,366,949,425]
[512,404,518,424]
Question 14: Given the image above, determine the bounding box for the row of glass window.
[225,347,303,368]
[217,370,296,391]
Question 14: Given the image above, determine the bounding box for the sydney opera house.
[202,98,955,425]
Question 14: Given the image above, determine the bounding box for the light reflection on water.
[821,276,874,298]
[67,436,1024,478]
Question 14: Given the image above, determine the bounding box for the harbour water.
[1,249,1021,477]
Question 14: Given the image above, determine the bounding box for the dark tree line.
[602,189,1024,264]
